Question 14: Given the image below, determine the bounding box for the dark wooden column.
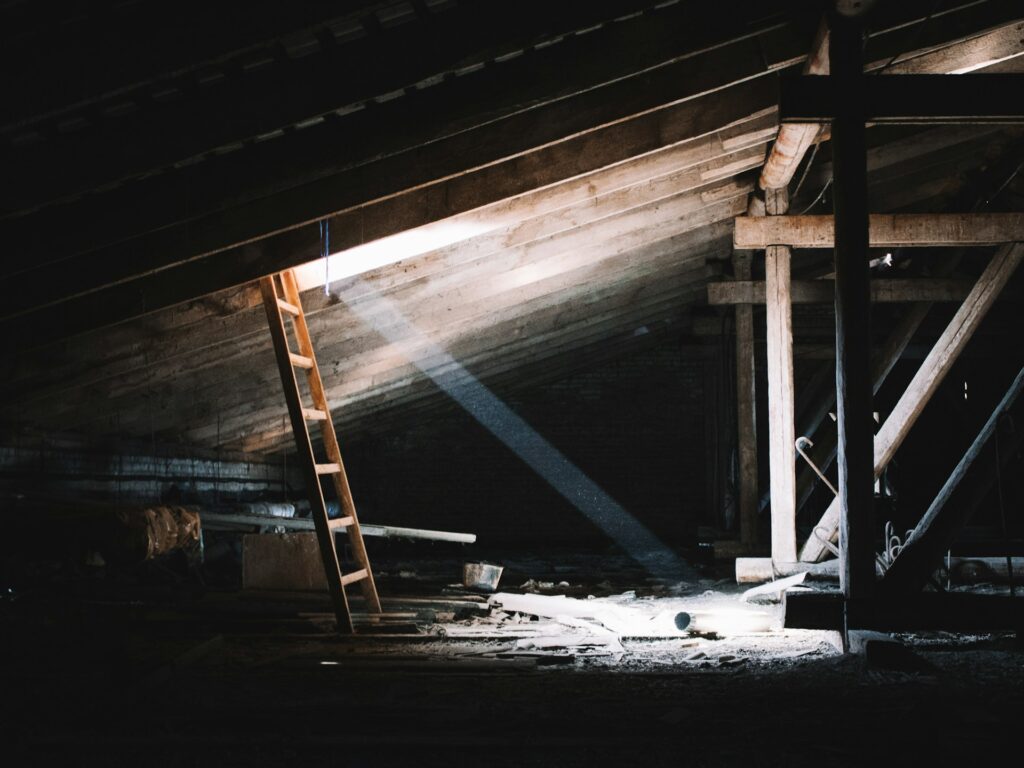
[829,10,875,602]
[733,250,759,549]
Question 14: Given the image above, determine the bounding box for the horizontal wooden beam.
[734,213,1024,249]
[708,278,974,304]
[779,73,1024,124]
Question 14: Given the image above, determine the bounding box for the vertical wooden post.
[830,10,875,602]
[764,186,797,564]
[733,251,759,549]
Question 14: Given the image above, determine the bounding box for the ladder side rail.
[280,270,383,613]
[259,275,355,632]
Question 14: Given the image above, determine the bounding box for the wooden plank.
[4,135,770,404]
[734,212,1024,249]
[801,242,1024,562]
[242,532,332,592]
[732,250,758,549]
[39,194,742,436]
[201,511,477,543]
[182,259,723,450]
[276,299,301,317]
[764,187,797,564]
[175,252,723,452]
[223,275,718,453]
[30,240,719,445]
[708,278,973,304]
[340,569,369,587]
[779,73,1024,124]
[150,213,736,446]
[736,557,842,583]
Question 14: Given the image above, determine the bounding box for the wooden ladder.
[259,269,381,633]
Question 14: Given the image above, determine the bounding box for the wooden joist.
[734,213,1024,249]
[708,278,973,304]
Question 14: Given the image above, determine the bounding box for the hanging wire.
[797,175,832,215]
[987,158,1024,206]
[321,219,331,295]
[872,0,943,75]
[791,141,820,201]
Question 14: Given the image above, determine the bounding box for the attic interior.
[3,0,1024,764]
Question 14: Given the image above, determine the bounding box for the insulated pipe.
[758,19,829,191]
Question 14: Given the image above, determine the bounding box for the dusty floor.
[2,549,1023,766]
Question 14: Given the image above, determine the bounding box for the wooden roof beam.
[708,278,975,304]
[734,212,1024,248]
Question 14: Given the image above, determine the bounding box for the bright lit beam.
[949,51,1024,75]
[293,220,495,291]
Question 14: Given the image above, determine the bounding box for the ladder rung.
[289,352,314,369]
[302,408,328,421]
[340,568,368,587]
[277,298,301,316]
[328,515,355,530]
[315,462,341,475]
